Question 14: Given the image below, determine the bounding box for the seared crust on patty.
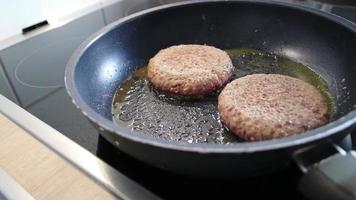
[147,44,234,95]
[218,74,329,141]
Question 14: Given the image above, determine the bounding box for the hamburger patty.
[218,74,329,141]
[147,44,234,95]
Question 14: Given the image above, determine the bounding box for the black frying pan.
[65,1,356,199]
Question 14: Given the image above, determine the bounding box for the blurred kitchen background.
[0,0,355,153]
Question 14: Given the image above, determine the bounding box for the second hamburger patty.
[218,74,329,141]
[147,44,234,95]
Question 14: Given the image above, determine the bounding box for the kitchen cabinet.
[0,10,105,107]
[0,1,47,41]
[102,0,162,24]
[45,0,100,22]
[102,0,188,25]
[0,62,18,104]
[101,0,189,25]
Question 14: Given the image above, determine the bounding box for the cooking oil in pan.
[112,48,335,144]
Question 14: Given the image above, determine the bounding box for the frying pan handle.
[294,142,356,200]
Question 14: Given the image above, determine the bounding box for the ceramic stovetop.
[27,0,356,154]
[25,1,356,199]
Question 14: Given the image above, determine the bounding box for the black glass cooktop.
[96,135,306,200]
[26,1,356,199]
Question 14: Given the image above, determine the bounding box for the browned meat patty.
[147,44,234,95]
[218,74,329,141]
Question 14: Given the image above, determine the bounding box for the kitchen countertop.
[0,95,159,200]
[0,113,117,200]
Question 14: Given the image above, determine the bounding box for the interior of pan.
[66,1,356,150]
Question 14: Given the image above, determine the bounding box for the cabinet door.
[0,61,18,104]
[1,0,47,41]
[102,0,162,24]
[101,0,187,25]
[0,10,105,107]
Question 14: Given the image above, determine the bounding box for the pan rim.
[65,0,356,153]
